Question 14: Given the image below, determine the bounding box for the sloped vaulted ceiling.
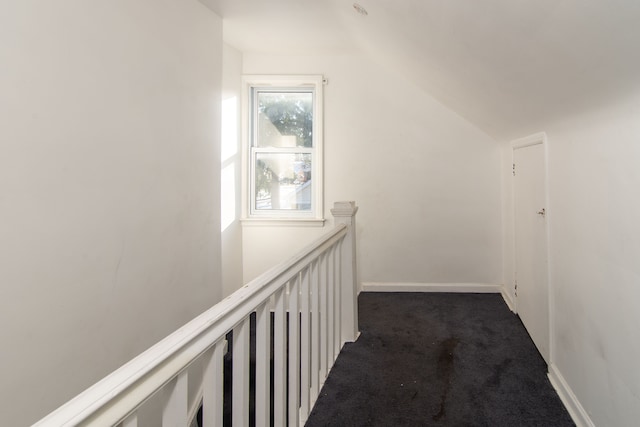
[201,0,640,141]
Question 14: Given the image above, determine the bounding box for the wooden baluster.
[319,252,328,382]
[162,371,188,427]
[288,275,301,427]
[300,267,311,422]
[334,241,343,360]
[233,318,250,427]
[255,302,270,427]
[310,259,320,405]
[203,340,225,427]
[274,287,287,426]
[327,246,335,369]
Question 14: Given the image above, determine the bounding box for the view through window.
[245,76,323,221]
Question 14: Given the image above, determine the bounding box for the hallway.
[306,293,574,426]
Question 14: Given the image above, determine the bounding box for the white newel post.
[331,201,359,343]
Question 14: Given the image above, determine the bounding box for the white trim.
[548,364,595,427]
[543,135,556,364]
[241,75,324,222]
[510,131,547,149]
[501,288,516,312]
[361,282,502,293]
[241,218,325,227]
[510,131,552,364]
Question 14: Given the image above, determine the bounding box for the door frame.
[510,132,553,364]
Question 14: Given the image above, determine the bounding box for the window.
[242,75,324,224]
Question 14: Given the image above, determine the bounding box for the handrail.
[33,201,359,427]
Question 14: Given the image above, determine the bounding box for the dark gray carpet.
[305,292,575,427]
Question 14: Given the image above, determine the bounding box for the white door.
[514,142,549,362]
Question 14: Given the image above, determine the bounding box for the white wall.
[0,1,223,425]
[241,53,503,286]
[221,44,244,296]
[541,90,640,426]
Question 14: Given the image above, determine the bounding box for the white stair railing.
[33,201,359,427]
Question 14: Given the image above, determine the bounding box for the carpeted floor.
[305,292,575,427]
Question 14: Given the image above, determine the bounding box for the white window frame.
[241,75,324,226]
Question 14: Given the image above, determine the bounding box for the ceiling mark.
[353,3,368,16]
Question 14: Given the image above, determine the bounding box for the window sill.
[240,218,326,227]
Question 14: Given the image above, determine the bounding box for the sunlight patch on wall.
[221,163,236,232]
[221,97,238,163]
[221,96,238,232]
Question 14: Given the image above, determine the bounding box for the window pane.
[255,153,312,211]
[256,92,313,148]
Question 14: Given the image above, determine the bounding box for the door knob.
[537,208,546,216]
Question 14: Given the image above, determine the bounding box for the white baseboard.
[361,282,502,293]
[548,364,595,427]
[501,288,516,312]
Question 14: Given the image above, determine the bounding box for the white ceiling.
[201,0,640,140]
